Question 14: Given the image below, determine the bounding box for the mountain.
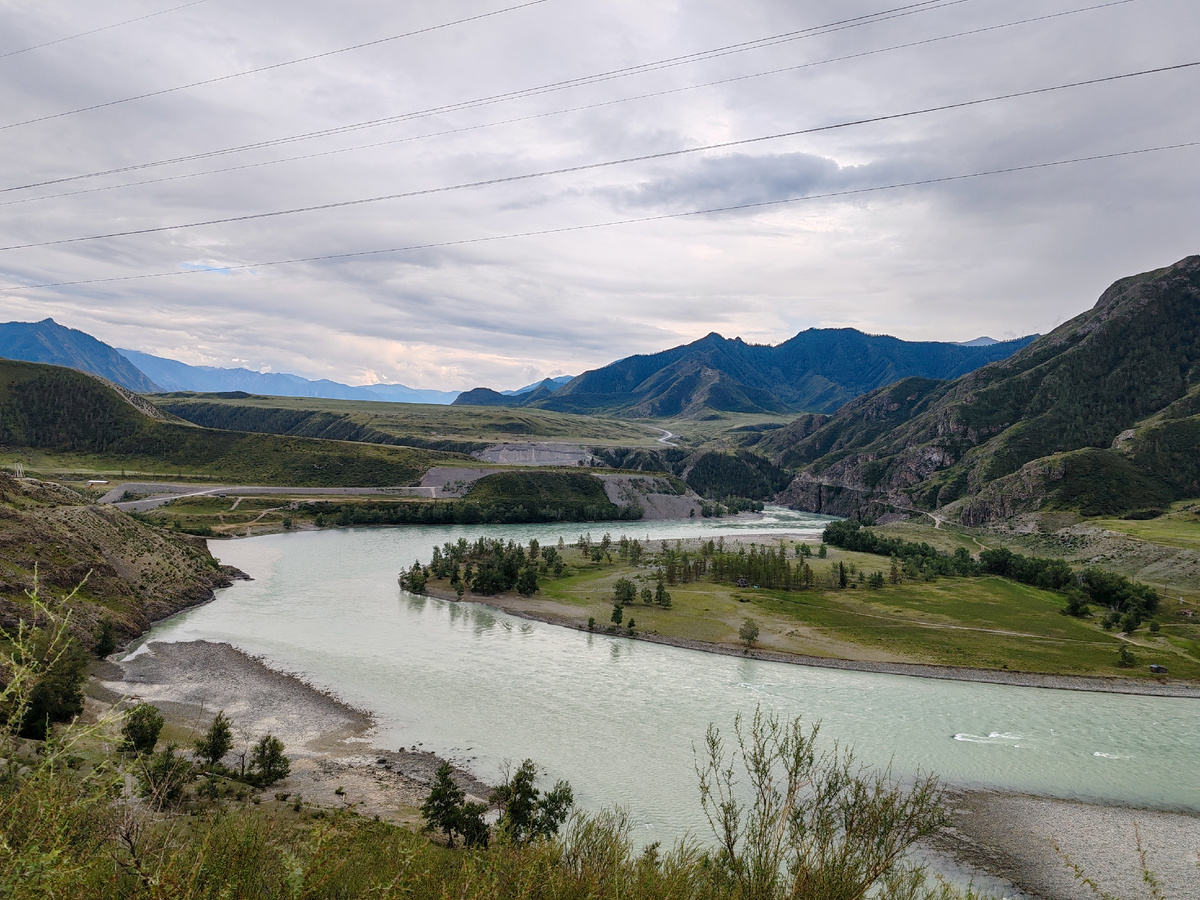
[119,349,458,404]
[503,375,574,396]
[766,255,1200,523]
[0,318,162,393]
[956,336,999,347]
[455,329,1037,418]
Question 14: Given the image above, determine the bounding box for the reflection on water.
[137,511,1200,842]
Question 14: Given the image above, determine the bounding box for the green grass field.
[475,538,1200,679]
[1089,500,1200,551]
[152,394,660,446]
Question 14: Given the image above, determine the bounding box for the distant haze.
[2,1,1198,391]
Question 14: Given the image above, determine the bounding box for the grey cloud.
[2,0,1199,389]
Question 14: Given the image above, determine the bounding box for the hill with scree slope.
[765,256,1200,523]
[454,329,1036,418]
[0,359,457,486]
[0,472,236,647]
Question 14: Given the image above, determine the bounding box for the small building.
[86,479,109,488]
[1149,664,1168,675]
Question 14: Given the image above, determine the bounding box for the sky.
[1,0,1198,391]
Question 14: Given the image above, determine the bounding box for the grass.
[483,539,1200,679]
[152,393,660,446]
[1089,499,1200,552]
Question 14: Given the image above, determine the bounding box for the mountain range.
[455,329,1037,417]
[0,319,458,404]
[764,255,1200,523]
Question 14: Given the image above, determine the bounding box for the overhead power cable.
[0,0,1140,210]
[4,137,1198,294]
[0,0,212,61]
[1,0,971,182]
[0,0,555,130]
[2,57,1196,254]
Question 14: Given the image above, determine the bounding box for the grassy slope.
[451,537,1200,679]
[0,360,460,486]
[0,473,232,642]
[152,393,658,446]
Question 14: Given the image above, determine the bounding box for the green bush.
[121,703,164,756]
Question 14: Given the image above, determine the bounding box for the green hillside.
[0,360,456,486]
[765,256,1200,522]
[152,392,656,447]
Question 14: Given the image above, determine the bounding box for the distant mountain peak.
[956,336,999,347]
[0,318,162,393]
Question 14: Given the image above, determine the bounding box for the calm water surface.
[137,510,1200,841]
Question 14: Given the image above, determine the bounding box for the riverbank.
[92,641,1198,900]
[933,788,1200,900]
[425,582,1200,698]
[93,640,490,824]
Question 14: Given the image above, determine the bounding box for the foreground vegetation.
[3,583,987,900]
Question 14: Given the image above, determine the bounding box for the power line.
[4,137,1197,294]
[0,0,212,61]
[3,58,1197,253]
[0,0,1140,210]
[0,0,555,130]
[1,0,972,185]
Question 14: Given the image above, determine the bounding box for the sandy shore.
[425,584,1200,699]
[95,640,490,824]
[932,788,1200,899]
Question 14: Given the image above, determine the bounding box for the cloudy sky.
[1,0,1198,390]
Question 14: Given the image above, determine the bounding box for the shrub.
[194,711,233,767]
[121,702,164,756]
[249,735,290,787]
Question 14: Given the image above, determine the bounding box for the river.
[135,509,1200,843]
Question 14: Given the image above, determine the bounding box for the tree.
[249,734,290,786]
[697,708,947,900]
[121,702,164,756]
[739,618,760,653]
[838,562,848,589]
[1117,643,1136,668]
[517,565,539,597]
[641,586,654,605]
[459,800,490,849]
[401,561,427,594]
[654,578,672,608]
[817,543,827,558]
[613,577,636,606]
[20,634,87,740]
[610,604,624,627]
[490,759,574,844]
[422,762,466,847]
[93,618,117,658]
[194,711,233,767]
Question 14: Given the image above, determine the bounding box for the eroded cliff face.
[0,474,238,646]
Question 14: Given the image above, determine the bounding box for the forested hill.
[454,328,1035,418]
[0,360,457,486]
[0,318,162,393]
[765,255,1200,523]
